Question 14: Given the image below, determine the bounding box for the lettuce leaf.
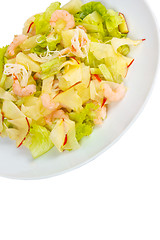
[32,34,61,55]
[81,11,105,35]
[26,124,54,159]
[45,2,61,21]
[75,2,125,38]
[62,0,83,15]
[84,52,105,68]
[0,45,8,82]
[105,9,122,32]
[69,103,98,141]
[34,2,61,35]
[76,1,107,20]
[41,57,65,74]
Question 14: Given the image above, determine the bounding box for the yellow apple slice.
[111,37,144,53]
[53,87,82,112]
[119,13,129,34]
[50,119,65,152]
[2,100,25,119]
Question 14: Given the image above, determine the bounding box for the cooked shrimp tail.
[50,10,75,30]
[8,35,27,56]
[13,80,36,97]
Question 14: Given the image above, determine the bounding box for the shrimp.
[102,82,127,102]
[45,110,69,125]
[52,110,69,120]
[71,27,90,58]
[8,35,27,57]
[41,93,59,111]
[94,106,107,125]
[13,80,36,97]
[50,10,75,30]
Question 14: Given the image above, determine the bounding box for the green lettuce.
[31,34,61,55]
[0,45,8,80]
[75,1,107,20]
[84,52,105,68]
[69,103,98,141]
[26,124,54,159]
[47,34,61,51]
[81,11,105,35]
[75,2,125,38]
[34,2,61,35]
[41,57,65,74]
[105,9,122,32]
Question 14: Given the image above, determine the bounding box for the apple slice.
[50,119,66,152]
[63,134,68,146]
[16,52,41,73]
[101,97,107,108]
[75,83,90,104]
[111,38,144,53]
[27,22,34,34]
[17,117,30,148]
[53,87,82,112]
[2,100,25,119]
[119,13,129,34]
[92,74,102,82]
[0,112,3,133]
[59,65,82,91]
[0,87,16,101]
[63,119,80,151]
[81,64,91,87]
[127,59,134,68]
[6,117,31,147]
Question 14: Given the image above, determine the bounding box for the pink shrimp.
[45,110,69,125]
[50,10,75,30]
[8,35,27,57]
[94,106,107,125]
[13,80,36,97]
[41,93,59,111]
[52,110,69,120]
[102,82,126,102]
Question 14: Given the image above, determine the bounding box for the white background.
[0,0,160,239]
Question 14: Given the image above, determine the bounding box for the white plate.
[0,0,159,179]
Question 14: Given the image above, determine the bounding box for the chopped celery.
[117,44,130,56]
[99,64,113,81]
[90,68,101,74]
[41,57,65,74]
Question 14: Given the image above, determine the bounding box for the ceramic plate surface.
[0,0,159,179]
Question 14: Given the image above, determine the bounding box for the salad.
[0,0,144,159]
